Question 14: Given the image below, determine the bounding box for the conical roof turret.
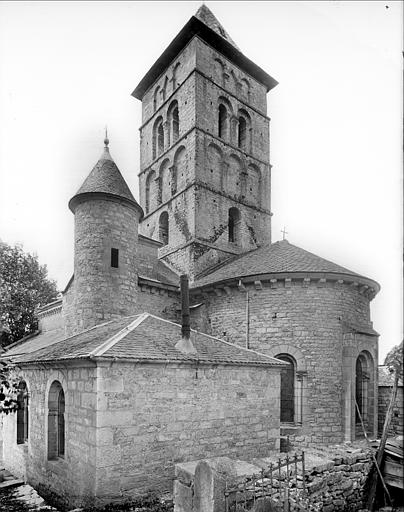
[69,137,143,216]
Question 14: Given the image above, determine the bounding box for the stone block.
[173,480,193,512]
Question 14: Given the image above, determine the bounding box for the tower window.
[238,116,247,149]
[228,207,241,243]
[158,123,164,155]
[172,106,179,142]
[17,381,28,444]
[168,100,179,145]
[159,211,169,246]
[218,104,228,139]
[111,248,119,268]
[153,117,164,159]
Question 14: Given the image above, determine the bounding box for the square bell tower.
[132,5,278,280]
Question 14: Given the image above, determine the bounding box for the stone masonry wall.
[94,362,281,503]
[2,364,98,508]
[378,385,403,436]
[174,445,374,512]
[72,198,139,335]
[190,279,377,445]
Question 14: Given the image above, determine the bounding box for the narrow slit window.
[111,248,119,268]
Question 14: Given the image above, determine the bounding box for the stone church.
[2,5,380,508]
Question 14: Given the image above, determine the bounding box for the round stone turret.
[69,139,143,332]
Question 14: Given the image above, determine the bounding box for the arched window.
[153,86,160,112]
[48,381,65,460]
[145,170,156,214]
[355,353,371,426]
[276,354,296,423]
[354,350,375,439]
[228,207,241,243]
[153,117,164,159]
[158,123,164,155]
[17,381,28,444]
[238,116,247,150]
[218,104,228,139]
[159,211,169,246]
[168,100,179,145]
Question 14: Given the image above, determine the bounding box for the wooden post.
[367,370,399,510]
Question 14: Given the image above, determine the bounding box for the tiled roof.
[195,5,239,49]
[193,240,378,290]
[4,328,65,357]
[378,365,403,387]
[6,313,286,368]
[69,146,142,214]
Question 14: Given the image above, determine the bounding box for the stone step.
[0,478,25,489]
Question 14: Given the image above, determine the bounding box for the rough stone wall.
[138,35,273,279]
[141,39,198,126]
[194,37,267,114]
[137,235,163,277]
[94,362,281,502]
[190,279,377,445]
[378,385,403,436]
[62,282,75,337]
[2,365,98,508]
[174,446,374,512]
[72,198,139,334]
[138,284,180,322]
[38,304,63,332]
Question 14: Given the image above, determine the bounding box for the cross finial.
[104,126,109,147]
[281,227,288,240]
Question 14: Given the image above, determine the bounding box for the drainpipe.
[175,275,197,355]
[239,280,250,349]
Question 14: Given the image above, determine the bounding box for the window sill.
[280,422,302,429]
[16,443,28,454]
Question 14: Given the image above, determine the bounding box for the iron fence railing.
[224,452,308,512]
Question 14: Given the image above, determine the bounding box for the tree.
[0,242,58,348]
[384,340,403,377]
[0,360,20,414]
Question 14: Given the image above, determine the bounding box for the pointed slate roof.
[132,5,277,99]
[5,313,287,368]
[192,240,380,293]
[69,141,143,216]
[194,5,239,49]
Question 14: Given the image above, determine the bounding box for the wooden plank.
[367,370,399,510]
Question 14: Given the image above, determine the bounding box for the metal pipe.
[180,274,190,339]
[245,290,250,349]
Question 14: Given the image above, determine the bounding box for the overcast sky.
[0,1,402,361]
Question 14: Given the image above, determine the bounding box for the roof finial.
[104,126,109,148]
[281,226,288,240]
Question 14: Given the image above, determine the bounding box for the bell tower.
[133,5,277,280]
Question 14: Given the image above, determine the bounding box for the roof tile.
[193,240,377,289]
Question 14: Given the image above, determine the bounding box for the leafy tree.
[0,360,20,414]
[0,242,58,347]
[384,340,403,377]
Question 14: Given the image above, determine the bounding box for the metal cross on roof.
[281,227,288,240]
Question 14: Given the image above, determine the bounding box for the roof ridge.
[142,313,288,365]
[90,313,148,357]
